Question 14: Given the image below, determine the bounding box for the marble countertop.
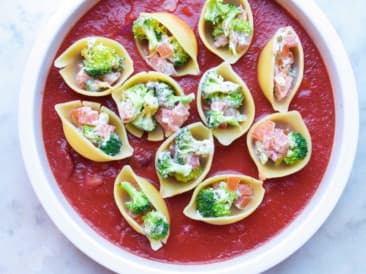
[1,0,364,273]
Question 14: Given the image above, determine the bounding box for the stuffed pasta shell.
[114,165,170,251]
[132,12,200,76]
[112,71,195,141]
[155,122,214,198]
[54,36,133,97]
[257,26,304,112]
[54,100,133,162]
[199,0,254,64]
[183,174,264,225]
[197,62,255,145]
[247,111,312,180]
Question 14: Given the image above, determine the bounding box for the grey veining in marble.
[1,0,364,273]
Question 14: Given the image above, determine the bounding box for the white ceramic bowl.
[18,0,359,273]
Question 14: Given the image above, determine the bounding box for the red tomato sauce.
[42,0,335,264]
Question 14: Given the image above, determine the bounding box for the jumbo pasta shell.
[198,0,254,64]
[156,122,214,198]
[197,62,255,145]
[247,111,312,180]
[54,36,134,97]
[257,26,304,112]
[183,174,264,225]
[113,165,170,251]
[112,71,186,141]
[134,12,200,77]
[54,100,133,162]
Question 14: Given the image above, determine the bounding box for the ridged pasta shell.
[198,0,254,64]
[113,165,170,251]
[197,62,255,145]
[54,100,133,162]
[257,26,304,112]
[134,12,200,77]
[156,122,214,198]
[54,36,134,97]
[247,111,312,180]
[183,174,264,225]
[112,71,187,141]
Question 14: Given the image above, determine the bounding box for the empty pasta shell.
[54,100,133,162]
[113,165,170,251]
[247,111,312,180]
[54,36,134,97]
[156,122,214,198]
[198,0,254,64]
[134,12,200,77]
[183,174,265,225]
[257,26,304,112]
[197,62,255,145]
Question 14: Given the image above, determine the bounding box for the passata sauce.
[42,0,335,263]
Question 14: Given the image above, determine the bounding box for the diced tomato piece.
[262,128,290,162]
[237,184,253,196]
[252,120,275,142]
[75,66,92,89]
[274,73,293,100]
[157,43,174,59]
[214,35,228,48]
[235,195,251,209]
[102,71,121,85]
[227,177,240,192]
[155,103,190,134]
[147,54,177,76]
[97,124,115,139]
[211,101,228,112]
[118,101,135,122]
[71,106,99,127]
[284,32,298,48]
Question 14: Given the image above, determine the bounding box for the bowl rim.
[18,0,359,273]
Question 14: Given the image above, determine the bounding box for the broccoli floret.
[168,37,190,66]
[81,125,102,145]
[131,113,157,132]
[201,71,240,98]
[221,4,241,35]
[174,167,202,183]
[122,84,149,120]
[156,151,193,179]
[81,43,124,78]
[212,24,224,39]
[283,131,308,165]
[143,210,169,241]
[196,182,237,217]
[226,91,244,108]
[175,128,213,157]
[120,182,151,215]
[143,90,159,115]
[132,16,165,52]
[160,93,195,108]
[231,18,252,34]
[204,0,231,24]
[99,132,122,156]
[206,109,246,128]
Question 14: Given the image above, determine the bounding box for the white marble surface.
[1,0,364,273]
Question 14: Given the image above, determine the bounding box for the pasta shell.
[257,26,304,112]
[156,122,214,198]
[198,0,254,64]
[183,174,264,225]
[134,12,200,77]
[112,71,188,141]
[54,36,134,97]
[113,165,170,251]
[247,111,312,180]
[54,100,133,162]
[197,62,255,145]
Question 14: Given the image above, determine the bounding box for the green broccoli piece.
[175,128,213,157]
[143,210,169,241]
[174,167,202,183]
[143,90,159,115]
[132,16,165,52]
[212,24,224,39]
[131,113,157,132]
[81,125,102,145]
[120,182,151,215]
[196,182,237,217]
[201,71,240,98]
[81,43,124,78]
[156,151,193,179]
[231,18,253,34]
[204,0,231,24]
[206,109,246,128]
[226,91,244,108]
[121,84,149,120]
[168,37,190,66]
[99,132,122,156]
[221,4,241,35]
[160,93,195,108]
[283,131,308,165]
